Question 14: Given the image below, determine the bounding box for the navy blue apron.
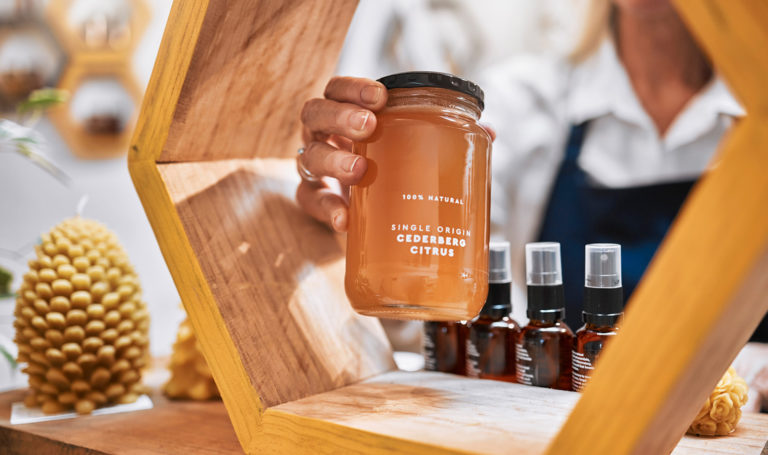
[536,122,768,341]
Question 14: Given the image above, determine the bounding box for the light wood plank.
[158,159,395,407]
[128,159,264,451]
[265,371,768,455]
[271,371,578,455]
[130,0,209,165]
[159,0,359,162]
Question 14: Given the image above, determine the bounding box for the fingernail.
[346,156,361,173]
[350,111,370,131]
[331,211,347,231]
[361,85,382,104]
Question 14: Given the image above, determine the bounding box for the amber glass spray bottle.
[572,244,623,391]
[424,321,467,375]
[465,241,519,381]
[516,242,574,390]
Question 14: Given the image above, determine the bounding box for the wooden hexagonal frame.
[48,62,142,159]
[45,0,150,63]
[129,0,768,454]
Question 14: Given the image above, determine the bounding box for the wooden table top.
[0,366,242,455]
[0,387,242,454]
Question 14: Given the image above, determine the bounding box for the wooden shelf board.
[269,371,768,455]
[1,369,765,454]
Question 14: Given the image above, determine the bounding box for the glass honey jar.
[345,72,492,321]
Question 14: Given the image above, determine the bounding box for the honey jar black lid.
[377,71,485,110]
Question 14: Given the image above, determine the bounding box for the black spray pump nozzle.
[525,242,565,320]
[480,241,513,318]
[585,243,622,289]
[583,244,624,322]
[526,242,562,286]
[489,240,512,283]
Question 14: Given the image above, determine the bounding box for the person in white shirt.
[482,25,741,329]
[294,0,767,410]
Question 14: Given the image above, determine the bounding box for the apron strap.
[563,122,590,162]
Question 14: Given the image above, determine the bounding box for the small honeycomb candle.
[13,217,150,414]
[0,31,55,101]
[70,78,133,135]
[163,317,219,400]
[688,366,749,436]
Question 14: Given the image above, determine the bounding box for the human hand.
[296,76,496,233]
[295,76,387,232]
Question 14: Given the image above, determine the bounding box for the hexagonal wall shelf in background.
[48,62,141,159]
[0,1,38,24]
[0,22,65,110]
[45,0,150,62]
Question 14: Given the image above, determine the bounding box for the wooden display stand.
[122,0,768,454]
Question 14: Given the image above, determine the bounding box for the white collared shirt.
[481,39,743,324]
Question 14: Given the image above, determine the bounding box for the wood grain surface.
[158,158,395,407]
[130,155,265,450]
[547,1,768,454]
[160,0,359,162]
[2,370,765,454]
[272,370,579,455]
[265,371,768,455]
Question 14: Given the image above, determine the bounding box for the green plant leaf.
[0,345,16,369]
[0,266,11,295]
[17,88,69,114]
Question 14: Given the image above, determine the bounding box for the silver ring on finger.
[297,146,321,183]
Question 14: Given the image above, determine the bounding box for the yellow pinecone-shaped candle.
[164,317,219,400]
[688,366,749,436]
[13,217,150,414]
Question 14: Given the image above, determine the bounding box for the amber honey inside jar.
[345,72,492,321]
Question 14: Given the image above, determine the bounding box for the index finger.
[325,76,388,111]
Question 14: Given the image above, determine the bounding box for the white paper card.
[10,394,153,425]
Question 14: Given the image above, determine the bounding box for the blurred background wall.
[0,0,583,390]
[0,0,176,390]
